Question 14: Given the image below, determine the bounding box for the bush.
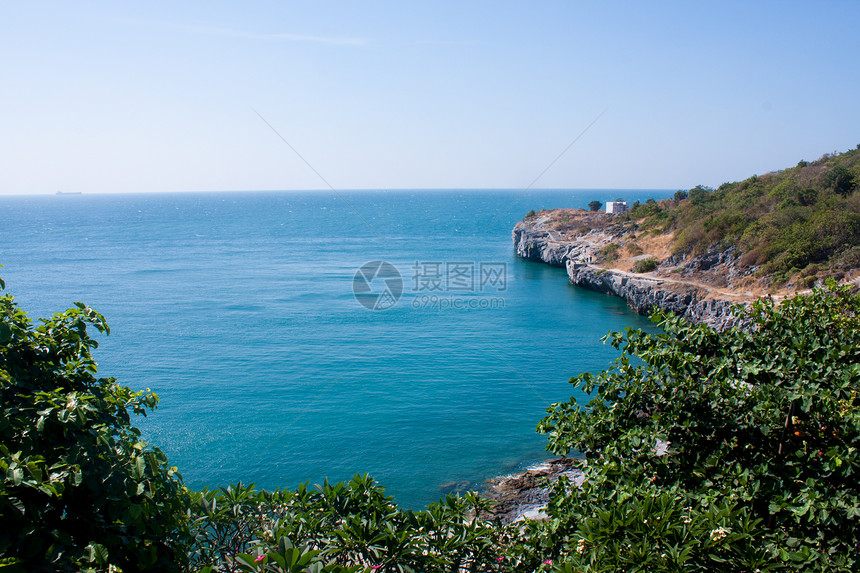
[688,185,713,206]
[0,278,191,571]
[599,243,620,262]
[632,257,658,273]
[536,283,860,571]
[188,478,507,573]
[824,165,857,196]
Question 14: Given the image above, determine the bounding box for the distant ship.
[56,191,82,195]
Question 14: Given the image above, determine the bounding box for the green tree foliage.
[0,279,191,572]
[627,147,860,281]
[189,477,508,573]
[537,283,860,571]
[688,185,713,206]
[629,199,662,219]
[587,201,602,212]
[824,165,857,196]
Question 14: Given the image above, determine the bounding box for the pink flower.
[543,559,552,564]
[371,567,382,570]
[255,555,265,562]
[496,557,504,562]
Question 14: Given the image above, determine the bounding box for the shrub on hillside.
[633,147,860,281]
[599,243,620,262]
[632,257,658,273]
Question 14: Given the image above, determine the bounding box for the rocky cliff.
[563,261,743,329]
[512,211,752,330]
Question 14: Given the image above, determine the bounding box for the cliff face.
[563,261,743,329]
[512,224,580,266]
[513,213,749,330]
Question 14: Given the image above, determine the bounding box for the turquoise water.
[0,189,667,508]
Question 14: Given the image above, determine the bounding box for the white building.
[606,201,629,214]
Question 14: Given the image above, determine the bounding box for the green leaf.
[8,467,23,487]
[0,560,27,573]
[26,462,43,483]
[268,551,287,568]
[86,543,109,566]
[235,553,259,570]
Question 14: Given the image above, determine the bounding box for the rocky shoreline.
[496,210,749,523]
[512,211,756,330]
[563,260,744,329]
[496,208,858,525]
[493,210,764,523]
[483,458,586,523]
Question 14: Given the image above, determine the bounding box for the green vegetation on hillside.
[626,146,860,284]
[2,278,859,571]
[631,257,658,273]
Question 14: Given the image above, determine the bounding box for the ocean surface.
[0,189,670,509]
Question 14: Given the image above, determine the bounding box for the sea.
[0,189,670,509]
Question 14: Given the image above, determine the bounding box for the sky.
[2,1,859,195]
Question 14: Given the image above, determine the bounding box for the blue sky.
[2,1,859,194]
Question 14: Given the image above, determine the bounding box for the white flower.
[709,527,730,541]
[681,507,693,524]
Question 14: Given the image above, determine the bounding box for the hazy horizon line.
[2,187,680,198]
